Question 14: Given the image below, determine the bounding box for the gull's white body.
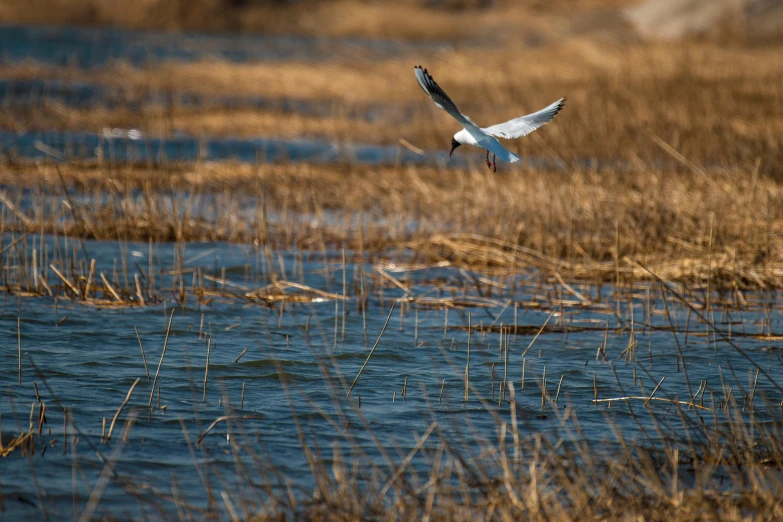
[414,65,565,166]
[453,128,520,163]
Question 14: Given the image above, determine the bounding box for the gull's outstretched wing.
[483,97,566,139]
[414,65,481,133]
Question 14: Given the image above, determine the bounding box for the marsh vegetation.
[1,1,782,519]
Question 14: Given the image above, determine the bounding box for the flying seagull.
[414,65,565,171]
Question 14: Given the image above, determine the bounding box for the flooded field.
[0,23,450,68]
[1,235,782,519]
[1,5,782,519]
[0,128,450,166]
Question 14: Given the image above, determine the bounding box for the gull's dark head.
[449,137,461,157]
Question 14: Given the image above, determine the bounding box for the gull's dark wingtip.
[553,96,567,117]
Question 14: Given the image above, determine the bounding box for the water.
[0,78,414,123]
[0,23,449,168]
[0,22,780,519]
[0,23,583,169]
[0,127,581,169]
[0,237,781,519]
[0,128,451,166]
[0,24,451,68]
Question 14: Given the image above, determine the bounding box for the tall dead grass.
[12,328,782,520]
[0,0,625,39]
[2,38,781,169]
[2,158,781,288]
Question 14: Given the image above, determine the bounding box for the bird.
[414,65,565,172]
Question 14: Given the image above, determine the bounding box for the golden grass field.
[3,37,782,167]
[3,0,631,38]
[3,158,781,289]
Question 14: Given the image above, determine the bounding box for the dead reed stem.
[522,310,556,357]
[17,318,21,385]
[346,301,395,398]
[50,264,80,297]
[106,378,141,442]
[134,326,151,381]
[148,309,175,407]
[203,337,211,402]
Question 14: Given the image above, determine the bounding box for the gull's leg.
[485,150,492,169]
[492,154,496,173]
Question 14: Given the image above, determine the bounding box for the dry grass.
[2,5,782,519]
[10,351,783,521]
[2,37,782,168]
[232,403,783,521]
[0,100,415,144]
[4,227,782,519]
[2,158,781,288]
[8,303,782,520]
[0,0,631,39]
[2,34,782,286]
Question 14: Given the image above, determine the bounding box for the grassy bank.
[1,158,781,289]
